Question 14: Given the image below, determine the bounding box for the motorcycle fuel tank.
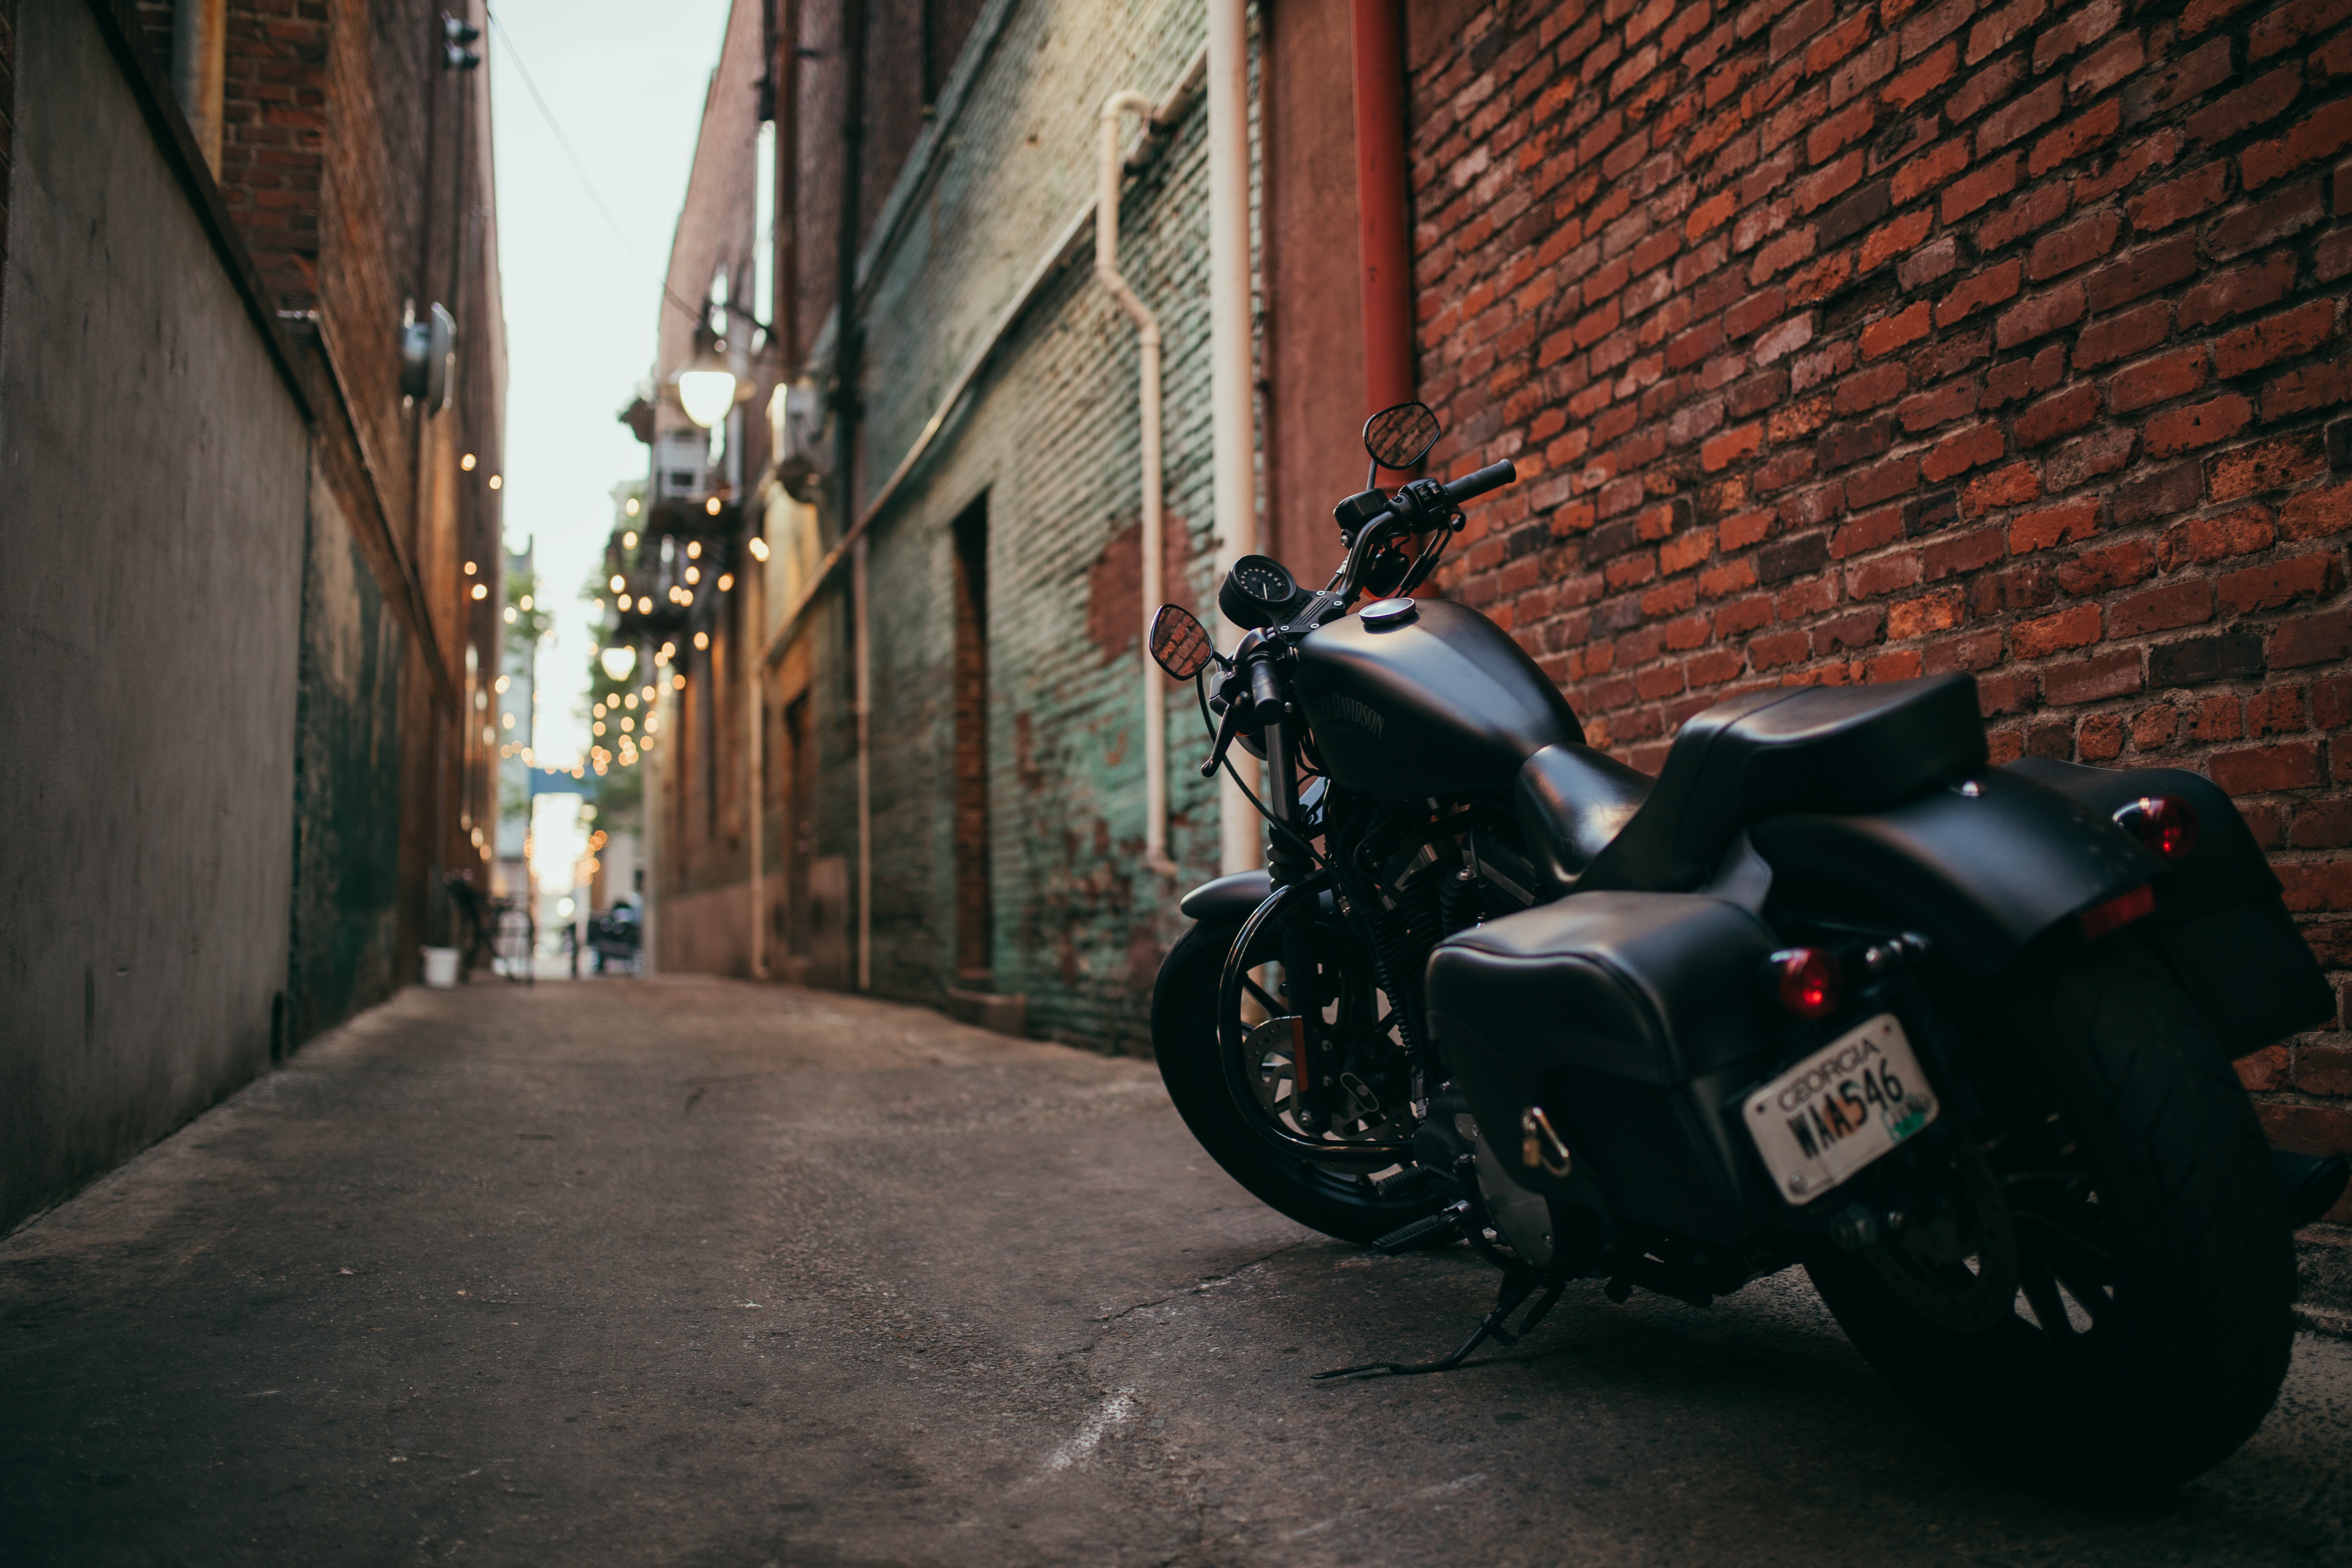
[1294,598,1583,797]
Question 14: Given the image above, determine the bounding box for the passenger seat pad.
[1575,674,1988,894]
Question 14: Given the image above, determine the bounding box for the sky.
[486,0,733,897]
[486,1,732,764]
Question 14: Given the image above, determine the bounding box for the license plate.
[1745,1013,1938,1205]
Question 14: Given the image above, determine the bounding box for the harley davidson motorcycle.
[1147,400,2350,1493]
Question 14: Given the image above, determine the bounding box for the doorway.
[951,497,992,988]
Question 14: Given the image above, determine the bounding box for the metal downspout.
[1097,91,1178,880]
[1208,0,1260,876]
[1350,0,1415,414]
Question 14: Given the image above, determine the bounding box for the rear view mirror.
[1363,401,1442,471]
[1149,603,1215,680]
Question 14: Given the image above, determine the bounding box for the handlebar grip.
[1249,657,1284,714]
[1443,459,1517,504]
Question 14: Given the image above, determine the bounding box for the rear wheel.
[1805,938,2295,1494]
[1150,915,1442,1246]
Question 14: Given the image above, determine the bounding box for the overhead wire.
[483,6,708,329]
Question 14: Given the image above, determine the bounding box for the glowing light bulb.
[672,673,686,690]
[747,537,770,562]
[623,530,638,548]
[624,498,640,517]
[461,453,477,471]
[519,595,533,611]
[687,541,702,559]
[464,560,478,576]
[717,574,733,592]
[471,583,488,600]
[636,596,651,613]
[685,566,700,585]
[503,605,517,623]
[610,575,626,592]
[703,495,721,516]
[488,475,502,490]
[694,631,710,650]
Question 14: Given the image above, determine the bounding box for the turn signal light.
[1771,948,1842,1020]
[2113,794,2198,859]
[2080,884,2157,941]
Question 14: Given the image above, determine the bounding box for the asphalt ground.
[2,976,2347,1567]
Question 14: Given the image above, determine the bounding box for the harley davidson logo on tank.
[1315,696,1384,737]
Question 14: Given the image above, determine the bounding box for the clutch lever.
[1199,693,1247,778]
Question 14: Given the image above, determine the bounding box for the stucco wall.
[0,0,307,1228]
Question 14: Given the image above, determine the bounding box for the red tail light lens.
[1771,948,1843,1020]
[2080,884,2157,940]
[2113,794,2198,859]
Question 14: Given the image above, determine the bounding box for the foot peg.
[1372,1200,1469,1253]
[2277,1148,2351,1228]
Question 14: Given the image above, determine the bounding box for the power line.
[484,6,706,330]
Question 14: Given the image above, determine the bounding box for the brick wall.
[217,0,328,312]
[1408,0,2352,1193]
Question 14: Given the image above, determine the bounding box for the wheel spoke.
[2016,1248,2082,1340]
[1243,977,1283,1015]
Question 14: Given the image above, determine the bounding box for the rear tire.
[1150,917,1443,1247]
[1806,937,2295,1495]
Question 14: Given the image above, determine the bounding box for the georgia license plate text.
[1745,1013,1938,1205]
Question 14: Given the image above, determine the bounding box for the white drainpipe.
[1208,0,1260,875]
[1098,91,1180,880]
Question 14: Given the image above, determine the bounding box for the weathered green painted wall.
[805,0,1232,1051]
[288,468,406,1047]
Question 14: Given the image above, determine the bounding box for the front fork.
[1254,657,1334,1131]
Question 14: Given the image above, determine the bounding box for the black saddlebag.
[1425,892,1782,1245]
[2006,757,2331,1055]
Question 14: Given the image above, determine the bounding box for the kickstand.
[1312,1271,1566,1380]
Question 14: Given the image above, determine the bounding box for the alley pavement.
[3,978,2348,1567]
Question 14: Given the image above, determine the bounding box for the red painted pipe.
[1351,0,1415,416]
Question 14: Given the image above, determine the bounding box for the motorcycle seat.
[1513,744,1655,886]
[1520,674,1987,894]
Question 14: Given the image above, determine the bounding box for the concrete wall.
[0,0,307,1226]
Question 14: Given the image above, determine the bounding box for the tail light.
[2080,884,2157,940]
[2113,794,2198,859]
[1770,948,1843,1020]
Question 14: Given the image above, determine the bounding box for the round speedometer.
[1219,553,1302,630]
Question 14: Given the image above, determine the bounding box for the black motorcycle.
[1147,401,2349,1493]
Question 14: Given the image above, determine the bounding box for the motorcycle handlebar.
[1442,459,1517,505]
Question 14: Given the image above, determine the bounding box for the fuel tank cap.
[1359,597,1418,628]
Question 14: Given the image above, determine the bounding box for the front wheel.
[1806,937,2296,1494]
[1150,915,1442,1246]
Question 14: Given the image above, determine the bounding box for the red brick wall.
[1409,0,2352,1191]
[219,0,328,313]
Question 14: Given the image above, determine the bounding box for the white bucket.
[421,946,460,988]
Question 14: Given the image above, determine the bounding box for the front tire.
[1150,917,1442,1246]
[1806,937,2295,1494]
